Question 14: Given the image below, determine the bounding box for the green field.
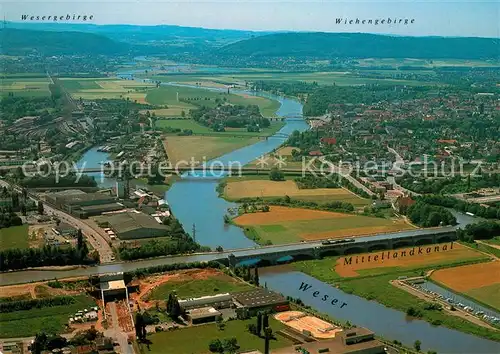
[292,253,500,342]
[164,135,260,165]
[465,283,500,310]
[0,295,96,338]
[337,271,500,341]
[157,118,285,137]
[58,77,154,103]
[145,86,280,117]
[293,251,489,284]
[140,318,293,354]
[485,237,500,246]
[59,79,102,90]
[0,77,51,98]
[147,274,253,300]
[0,225,29,250]
[237,212,414,245]
[140,71,439,88]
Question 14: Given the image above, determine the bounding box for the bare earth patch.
[335,243,483,277]
[431,261,500,292]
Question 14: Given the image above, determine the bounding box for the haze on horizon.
[3,0,499,38]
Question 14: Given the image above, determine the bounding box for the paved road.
[0,225,462,286]
[317,157,375,197]
[0,179,113,263]
[105,302,132,354]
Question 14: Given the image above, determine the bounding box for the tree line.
[417,195,500,220]
[458,221,500,243]
[0,229,97,271]
[294,175,340,189]
[0,208,22,229]
[397,174,499,195]
[122,260,223,283]
[233,196,355,214]
[117,219,210,261]
[118,235,210,261]
[0,295,75,313]
[405,201,457,227]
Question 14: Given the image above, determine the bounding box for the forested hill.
[5,22,262,46]
[218,32,500,59]
[0,28,131,55]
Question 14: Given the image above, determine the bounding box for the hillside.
[5,22,264,47]
[0,28,132,55]
[217,32,500,59]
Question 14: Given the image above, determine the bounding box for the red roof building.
[320,137,337,145]
[309,150,323,156]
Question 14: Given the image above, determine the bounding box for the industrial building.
[100,272,129,301]
[233,289,289,317]
[106,210,169,239]
[45,189,124,218]
[185,307,222,325]
[272,328,386,354]
[179,293,233,311]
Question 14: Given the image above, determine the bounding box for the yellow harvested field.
[335,242,483,277]
[225,180,358,199]
[431,261,500,292]
[163,136,259,165]
[276,146,300,155]
[235,206,351,225]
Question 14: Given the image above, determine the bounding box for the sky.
[2,0,499,37]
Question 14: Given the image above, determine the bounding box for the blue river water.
[260,269,500,353]
[166,91,308,250]
[73,71,500,352]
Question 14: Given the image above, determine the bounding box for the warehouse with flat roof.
[106,211,169,239]
[45,189,123,218]
[233,289,289,316]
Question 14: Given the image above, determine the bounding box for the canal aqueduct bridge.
[227,228,457,267]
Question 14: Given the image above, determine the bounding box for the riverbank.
[291,250,500,342]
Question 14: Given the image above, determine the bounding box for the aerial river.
[17,73,497,352]
[158,82,499,353]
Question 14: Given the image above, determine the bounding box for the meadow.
[140,317,293,354]
[334,243,486,277]
[140,71,438,87]
[0,77,51,98]
[0,295,96,338]
[234,206,413,245]
[292,245,499,341]
[224,179,370,207]
[163,135,260,165]
[59,77,156,103]
[431,261,500,310]
[147,273,253,300]
[156,118,285,137]
[0,225,30,250]
[145,85,281,117]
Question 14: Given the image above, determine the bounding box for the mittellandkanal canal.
[74,73,499,353]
